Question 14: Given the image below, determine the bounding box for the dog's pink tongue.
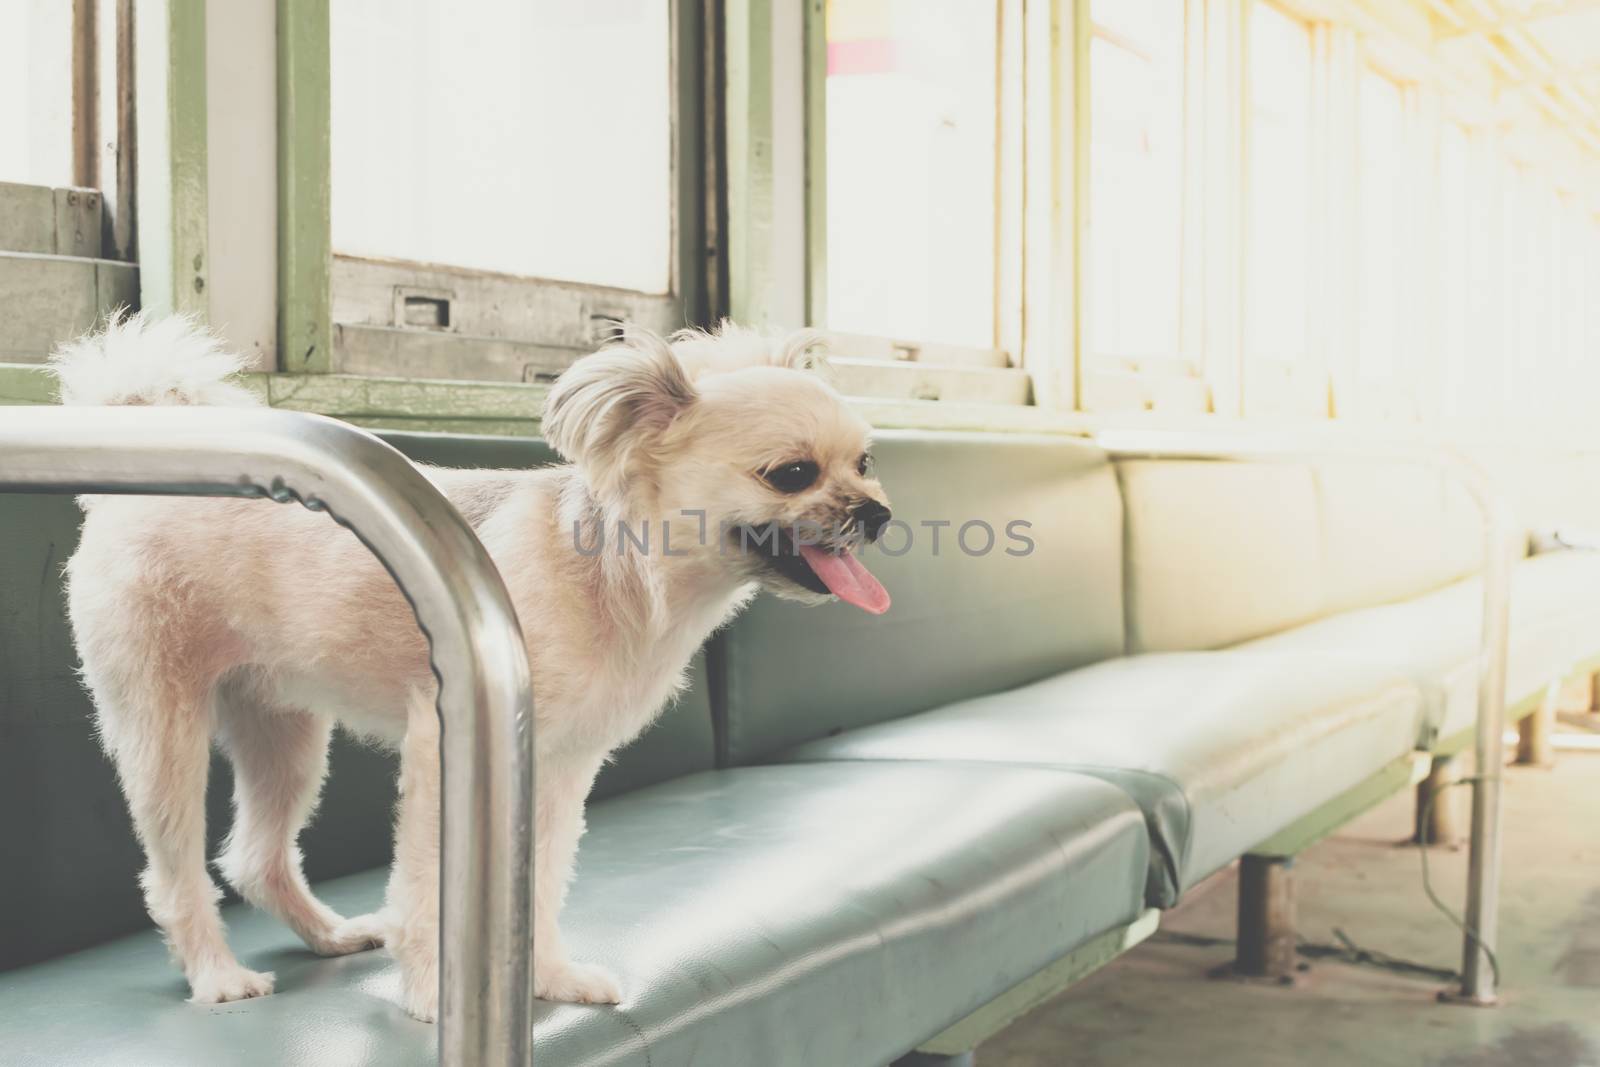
[798,544,891,615]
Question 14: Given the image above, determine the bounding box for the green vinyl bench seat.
[776,651,1424,906]
[1237,547,1600,749]
[0,870,431,1067]
[7,424,1600,1065]
[0,763,1150,1067]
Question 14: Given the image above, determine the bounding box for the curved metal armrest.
[0,406,534,1065]
[1094,427,1516,1005]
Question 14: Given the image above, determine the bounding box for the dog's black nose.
[853,500,892,543]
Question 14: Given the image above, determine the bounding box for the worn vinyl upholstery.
[1313,466,1480,615]
[1239,549,1600,746]
[1117,459,1485,655]
[11,419,1599,1067]
[722,431,1126,764]
[0,763,1151,1067]
[1117,461,1325,652]
[778,652,1424,905]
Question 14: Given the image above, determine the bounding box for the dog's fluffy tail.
[51,311,260,408]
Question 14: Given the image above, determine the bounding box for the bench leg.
[1515,680,1558,767]
[1413,754,1465,847]
[894,1052,975,1067]
[1235,855,1297,980]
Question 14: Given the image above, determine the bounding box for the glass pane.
[1553,196,1585,422]
[0,0,73,187]
[825,0,998,348]
[1245,4,1311,362]
[1589,222,1600,373]
[1512,180,1553,417]
[1357,70,1403,380]
[1563,201,1589,374]
[331,0,672,294]
[1087,2,1186,359]
[1437,124,1470,415]
[1092,0,1171,43]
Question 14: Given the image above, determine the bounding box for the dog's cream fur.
[57,314,889,1019]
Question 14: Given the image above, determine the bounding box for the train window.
[1244,3,1312,367]
[331,1,670,293]
[1587,217,1600,393]
[822,0,999,350]
[327,0,683,382]
[1435,123,1473,419]
[1552,194,1589,422]
[1503,173,1556,420]
[813,0,1029,405]
[0,0,136,366]
[1085,0,1187,365]
[1356,69,1405,392]
[0,2,72,188]
[6,0,1600,431]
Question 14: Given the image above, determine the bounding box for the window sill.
[1,362,1360,441]
[0,363,548,436]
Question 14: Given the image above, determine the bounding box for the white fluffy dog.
[54,315,892,1020]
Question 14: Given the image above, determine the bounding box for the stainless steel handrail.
[1095,428,1515,1005]
[0,406,535,1064]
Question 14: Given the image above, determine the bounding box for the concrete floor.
[984,750,1600,1067]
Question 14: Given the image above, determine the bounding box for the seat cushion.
[0,763,1150,1067]
[1237,551,1600,746]
[0,870,431,1067]
[778,652,1423,905]
[721,430,1126,764]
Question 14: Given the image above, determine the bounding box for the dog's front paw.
[536,960,622,1005]
[190,964,275,1004]
[311,912,389,957]
[402,979,438,1023]
[393,935,438,1022]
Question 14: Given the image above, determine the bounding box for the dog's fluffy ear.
[542,327,696,499]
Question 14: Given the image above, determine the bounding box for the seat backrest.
[1313,465,1480,615]
[1117,457,1484,654]
[717,431,1127,764]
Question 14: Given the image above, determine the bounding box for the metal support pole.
[0,407,534,1065]
[1096,429,1514,1007]
[1454,477,1512,1007]
[1236,856,1298,979]
[1414,754,1466,847]
[1515,680,1558,767]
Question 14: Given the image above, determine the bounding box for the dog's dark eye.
[761,460,819,494]
[857,452,872,477]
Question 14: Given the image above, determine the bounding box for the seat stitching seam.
[611,1007,653,1067]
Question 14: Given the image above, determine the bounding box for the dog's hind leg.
[383,690,442,1021]
[95,674,275,1003]
[215,686,386,957]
